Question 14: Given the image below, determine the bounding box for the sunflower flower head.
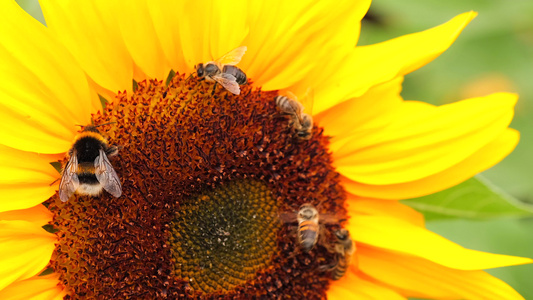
[48,75,347,298]
[0,0,530,299]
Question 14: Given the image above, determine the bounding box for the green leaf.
[401,176,533,221]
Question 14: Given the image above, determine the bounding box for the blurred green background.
[15,0,533,298]
[358,1,533,298]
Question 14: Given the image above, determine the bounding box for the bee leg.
[211,82,218,96]
[49,177,60,186]
[317,260,337,273]
[105,145,119,157]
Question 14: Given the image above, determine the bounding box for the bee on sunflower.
[0,0,529,299]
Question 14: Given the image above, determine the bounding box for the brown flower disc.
[47,73,347,299]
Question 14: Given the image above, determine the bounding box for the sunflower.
[0,0,529,299]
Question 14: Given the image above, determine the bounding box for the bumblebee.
[58,125,122,202]
[195,46,247,95]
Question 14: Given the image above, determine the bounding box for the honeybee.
[195,46,248,95]
[275,92,313,140]
[58,125,122,202]
[280,203,337,252]
[296,203,320,252]
[323,228,356,280]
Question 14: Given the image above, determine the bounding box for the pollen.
[47,73,347,299]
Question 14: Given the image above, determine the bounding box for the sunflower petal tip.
[451,11,477,31]
[465,10,478,19]
[489,92,519,107]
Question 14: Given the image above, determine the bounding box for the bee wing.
[215,46,247,66]
[95,149,122,198]
[279,212,298,223]
[300,87,315,115]
[278,91,304,117]
[319,213,339,225]
[213,73,241,95]
[58,153,80,202]
[284,91,298,100]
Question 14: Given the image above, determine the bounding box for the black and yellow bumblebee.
[58,125,122,202]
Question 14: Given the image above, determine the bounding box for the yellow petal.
[347,196,424,227]
[146,0,189,73]
[316,76,403,144]
[326,283,362,300]
[0,274,65,300]
[334,93,516,184]
[359,246,525,300]
[172,0,249,73]
[0,0,92,153]
[40,0,134,94]
[0,145,59,213]
[329,100,433,155]
[306,12,476,115]
[328,271,407,300]
[0,185,58,215]
[0,145,58,183]
[241,0,370,90]
[116,0,170,81]
[89,89,104,114]
[86,76,114,111]
[0,220,56,290]
[347,215,531,270]
[0,205,52,227]
[341,128,519,199]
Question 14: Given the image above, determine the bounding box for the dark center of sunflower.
[47,73,347,299]
[171,180,279,293]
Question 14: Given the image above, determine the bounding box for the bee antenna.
[282,204,298,214]
[94,122,116,127]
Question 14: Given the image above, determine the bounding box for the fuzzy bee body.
[275,94,313,140]
[330,229,356,280]
[195,46,247,95]
[280,203,338,252]
[298,216,320,252]
[275,95,303,116]
[196,62,219,80]
[296,114,313,140]
[222,65,247,85]
[58,125,122,202]
[296,203,320,252]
